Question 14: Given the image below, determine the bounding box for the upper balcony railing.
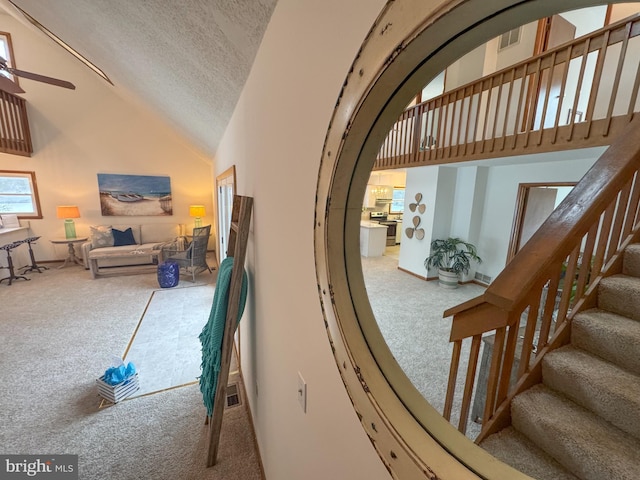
[0,89,32,157]
[375,14,640,169]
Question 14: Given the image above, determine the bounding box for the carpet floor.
[124,284,215,397]
[0,262,263,480]
[361,246,486,439]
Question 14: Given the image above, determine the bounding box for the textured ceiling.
[7,0,278,157]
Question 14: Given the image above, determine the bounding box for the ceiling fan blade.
[0,74,25,94]
[9,68,75,90]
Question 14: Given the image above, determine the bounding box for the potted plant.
[424,237,482,289]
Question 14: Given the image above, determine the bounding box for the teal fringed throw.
[199,256,248,417]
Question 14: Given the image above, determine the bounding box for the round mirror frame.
[314,0,604,478]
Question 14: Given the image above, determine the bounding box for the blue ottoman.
[157,261,180,288]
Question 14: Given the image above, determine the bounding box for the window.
[0,31,19,85]
[390,187,405,214]
[0,170,42,218]
[498,26,521,50]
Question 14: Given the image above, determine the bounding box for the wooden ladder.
[206,194,253,467]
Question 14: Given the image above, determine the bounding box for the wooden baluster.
[537,52,557,145]
[592,201,616,274]
[480,78,494,153]
[625,51,640,123]
[608,179,633,255]
[538,268,561,343]
[444,339,462,421]
[622,171,640,237]
[437,95,448,159]
[0,91,10,151]
[583,30,610,139]
[603,22,632,137]
[454,89,467,157]
[482,326,506,426]
[574,223,598,307]
[489,73,505,152]
[523,58,542,148]
[411,105,422,164]
[496,314,521,406]
[427,100,437,161]
[518,294,540,378]
[550,45,572,144]
[499,69,516,151]
[469,89,482,155]
[567,38,591,141]
[8,96,20,152]
[457,335,481,434]
[557,246,580,324]
[512,64,529,149]
[447,91,458,158]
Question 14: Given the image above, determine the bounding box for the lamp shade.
[189,205,205,217]
[56,205,80,219]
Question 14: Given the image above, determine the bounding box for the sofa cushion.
[111,225,142,244]
[112,227,136,246]
[90,225,113,248]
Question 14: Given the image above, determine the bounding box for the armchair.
[163,224,213,282]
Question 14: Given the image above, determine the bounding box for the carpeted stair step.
[622,243,640,278]
[542,345,640,441]
[511,384,640,480]
[597,274,640,321]
[572,308,640,376]
[480,426,578,480]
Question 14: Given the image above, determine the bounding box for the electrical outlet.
[297,371,307,413]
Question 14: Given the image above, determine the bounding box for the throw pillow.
[90,225,113,248]
[112,227,137,246]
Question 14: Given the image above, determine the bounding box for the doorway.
[507,182,576,262]
[216,166,236,263]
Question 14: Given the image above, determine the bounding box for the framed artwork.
[97,173,172,216]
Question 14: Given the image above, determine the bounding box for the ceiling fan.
[0,56,75,94]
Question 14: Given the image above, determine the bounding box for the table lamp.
[189,205,205,228]
[56,205,80,239]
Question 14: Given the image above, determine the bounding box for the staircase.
[480,244,640,480]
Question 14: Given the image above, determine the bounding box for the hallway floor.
[361,244,486,438]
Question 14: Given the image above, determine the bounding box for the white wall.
[0,12,214,261]
[476,152,603,280]
[399,166,440,277]
[444,43,487,91]
[399,148,605,284]
[494,21,538,71]
[609,3,640,23]
[213,1,390,479]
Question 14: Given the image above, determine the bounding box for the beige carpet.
[0,263,263,480]
[124,284,215,397]
[480,243,640,479]
[361,249,486,439]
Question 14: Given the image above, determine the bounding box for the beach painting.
[97,173,173,216]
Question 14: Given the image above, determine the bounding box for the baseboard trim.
[396,268,487,288]
[397,266,429,281]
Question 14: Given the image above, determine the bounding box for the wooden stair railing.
[443,116,640,441]
[376,13,640,169]
[0,89,32,157]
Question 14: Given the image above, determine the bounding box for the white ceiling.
[4,0,278,157]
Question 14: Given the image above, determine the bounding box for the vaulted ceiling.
[3,0,278,157]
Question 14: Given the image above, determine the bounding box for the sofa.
[81,223,182,276]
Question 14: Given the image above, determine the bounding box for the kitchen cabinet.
[360,221,388,257]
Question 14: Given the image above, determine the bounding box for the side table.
[51,237,88,269]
